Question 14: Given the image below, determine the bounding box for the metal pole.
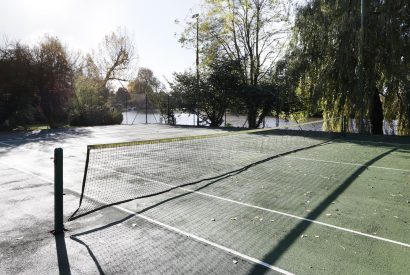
[145,92,148,124]
[224,109,227,127]
[193,14,200,126]
[167,94,170,125]
[125,93,128,125]
[54,148,64,234]
[358,0,365,133]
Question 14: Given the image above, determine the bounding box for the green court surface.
[66,133,410,274]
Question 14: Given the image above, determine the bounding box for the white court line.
[0,161,293,275]
[95,167,410,249]
[336,139,410,148]
[2,140,410,249]
[284,156,410,173]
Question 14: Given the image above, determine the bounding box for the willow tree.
[179,0,293,128]
[292,0,409,135]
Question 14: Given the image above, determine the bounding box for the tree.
[292,0,409,135]
[114,87,130,108]
[70,73,123,126]
[179,0,293,128]
[128,67,164,110]
[96,27,137,90]
[171,58,243,127]
[33,36,74,128]
[0,41,37,128]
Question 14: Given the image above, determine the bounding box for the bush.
[69,106,123,126]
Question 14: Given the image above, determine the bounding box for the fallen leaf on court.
[326,213,332,217]
[301,234,307,238]
[233,259,238,264]
[15,237,23,240]
[131,223,137,227]
[211,218,215,221]
[230,217,237,221]
[315,235,320,238]
[393,216,399,219]
[270,219,275,222]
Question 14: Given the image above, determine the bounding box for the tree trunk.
[248,105,257,129]
[370,88,383,135]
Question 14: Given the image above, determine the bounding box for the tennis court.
[64,122,409,274]
[0,123,409,274]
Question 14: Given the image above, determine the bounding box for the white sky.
[0,0,201,88]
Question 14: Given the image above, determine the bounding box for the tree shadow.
[0,127,92,147]
[69,136,332,272]
[247,147,397,275]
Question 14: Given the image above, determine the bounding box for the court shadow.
[0,127,92,149]
[247,147,397,275]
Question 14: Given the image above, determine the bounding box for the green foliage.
[127,67,165,111]
[292,0,409,135]
[179,0,293,128]
[0,37,74,129]
[74,75,105,107]
[170,58,243,127]
[34,36,74,128]
[70,73,123,126]
[69,106,122,126]
[0,42,38,129]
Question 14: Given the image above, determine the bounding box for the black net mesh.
[69,118,343,221]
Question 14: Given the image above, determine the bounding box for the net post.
[54,148,64,234]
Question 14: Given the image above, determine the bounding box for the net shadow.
[68,132,334,221]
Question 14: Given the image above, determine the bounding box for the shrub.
[70,106,123,126]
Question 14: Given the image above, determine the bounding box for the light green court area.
[72,134,409,274]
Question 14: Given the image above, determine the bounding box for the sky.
[0,0,201,88]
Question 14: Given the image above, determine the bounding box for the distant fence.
[120,94,399,135]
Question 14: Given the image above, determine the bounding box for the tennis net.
[69,118,344,221]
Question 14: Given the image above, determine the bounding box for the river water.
[122,111,320,129]
[122,111,398,134]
